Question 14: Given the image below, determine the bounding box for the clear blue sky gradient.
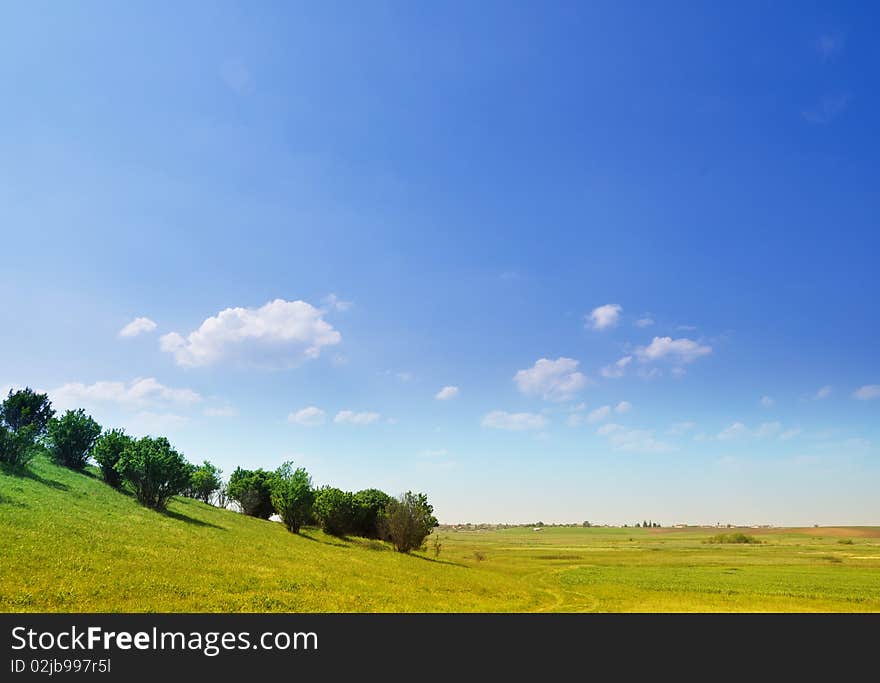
[1,2,877,524]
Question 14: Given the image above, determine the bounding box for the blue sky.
[1,1,878,524]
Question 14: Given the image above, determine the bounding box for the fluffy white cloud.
[514,357,588,401]
[615,401,632,414]
[50,378,201,410]
[160,298,341,368]
[481,410,547,431]
[814,385,832,400]
[119,317,157,338]
[600,355,632,379]
[588,304,622,330]
[587,405,611,423]
[760,395,775,408]
[634,317,654,328]
[435,386,459,401]
[635,337,712,364]
[334,410,381,425]
[288,406,326,426]
[596,423,674,453]
[717,422,749,440]
[853,385,880,400]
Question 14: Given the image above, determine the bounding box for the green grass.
[2,456,879,612]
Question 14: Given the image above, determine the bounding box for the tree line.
[0,387,437,553]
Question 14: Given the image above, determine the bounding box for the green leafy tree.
[1,387,55,435]
[352,488,392,538]
[313,486,356,536]
[381,491,439,553]
[46,409,102,470]
[188,461,223,504]
[270,462,314,533]
[0,423,38,469]
[91,428,133,488]
[115,436,192,510]
[226,468,275,519]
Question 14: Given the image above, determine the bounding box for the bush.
[226,468,275,519]
[352,488,392,538]
[703,533,761,545]
[46,409,102,470]
[188,461,223,504]
[381,491,438,553]
[91,429,133,488]
[0,423,38,469]
[115,436,192,510]
[313,487,356,536]
[1,387,55,436]
[270,462,314,533]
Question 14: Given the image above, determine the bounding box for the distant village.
[438,521,778,532]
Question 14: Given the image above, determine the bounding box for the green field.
[2,456,879,612]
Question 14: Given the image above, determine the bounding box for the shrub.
[313,487,356,536]
[188,461,223,504]
[115,436,192,511]
[46,409,102,470]
[352,488,392,539]
[226,468,275,519]
[381,491,438,553]
[703,533,761,545]
[1,387,55,436]
[270,462,314,533]
[0,423,38,469]
[91,429,133,488]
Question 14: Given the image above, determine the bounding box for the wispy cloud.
[482,410,547,431]
[853,385,880,400]
[816,32,846,60]
[802,93,851,124]
[334,410,381,425]
[288,406,326,426]
[435,385,459,400]
[119,317,157,338]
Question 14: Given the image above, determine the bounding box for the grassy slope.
[2,457,879,612]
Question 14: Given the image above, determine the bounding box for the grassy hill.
[2,456,880,612]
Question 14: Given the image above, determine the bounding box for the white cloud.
[853,385,880,400]
[814,385,832,400]
[779,428,802,440]
[334,410,381,425]
[119,317,157,338]
[160,298,341,368]
[481,410,547,431]
[514,357,588,401]
[615,401,632,414]
[634,317,654,328]
[596,423,674,453]
[587,405,612,423]
[755,421,781,439]
[760,395,775,408]
[600,355,632,379]
[203,406,238,418]
[717,422,749,440]
[321,293,353,312]
[588,304,622,330]
[50,378,201,411]
[435,385,459,401]
[288,406,326,426]
[635,336,712,364]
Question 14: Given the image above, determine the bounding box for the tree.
[0,423,38,469]
[313,487,356,536]
[188,461,223,504]
[115,436,192,511]
[46,409,101,470]
[270,462,314,533]
[582,520,592,528]
[352,488,392,538]
[1,387,55,435]
[91,428,133,488]
[381,491,438,553]
[226,468,275,519]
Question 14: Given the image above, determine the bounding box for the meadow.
[2,456,879,612]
